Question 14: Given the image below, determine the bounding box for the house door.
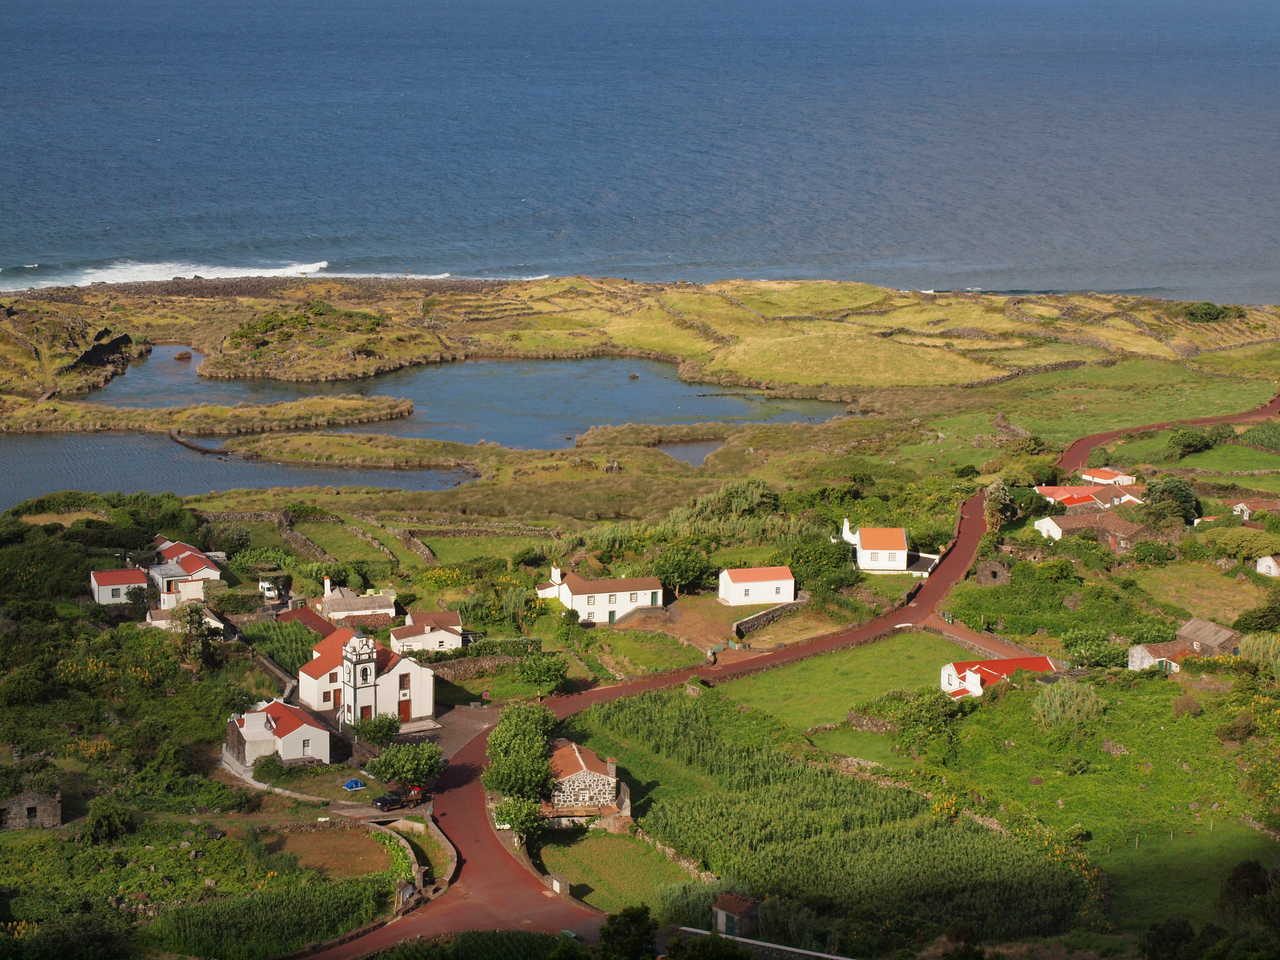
[333,690,341,709]
[608,610,616,624]
[649,591,658,606]
[360,705,373,721]
[398,699,412,721]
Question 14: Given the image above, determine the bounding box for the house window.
[585,611,595,621]
[437,638,445,649]
[608,594,616,604]
[26,807,37,820]
[328,672,338,683]
[744,588,750,597]
[775,585,782,595]
[399,674,410,691]
[110,587,121,599]
[322,690,331,703]
[886,552,896,562]
[301,739,311,755]
[587,596,595,605]
[629,592,637,602]
[868,551,879,562]
[346,704,353,718]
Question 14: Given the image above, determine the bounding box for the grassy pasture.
[716,631,968,731]
[597,630,705,675]
[531,830,689,914]
[293,521,394,563]
[1131,561,1266,624]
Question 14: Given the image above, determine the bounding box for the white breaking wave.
[0,259,555,292]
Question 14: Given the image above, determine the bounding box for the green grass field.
[424,535,545,564]
[597,631,705,675]
[716,631,969,731]
[241,620,318,674]
[1179,443,1280,472]
[1132,561,1266,624]
[293,521,390,564]
[531,830,689,913]
[808,726,903,766]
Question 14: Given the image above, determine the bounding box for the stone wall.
[1,791,61,830]
[551,770,616,808]
[431,655,519,682]
[733,593,808,639]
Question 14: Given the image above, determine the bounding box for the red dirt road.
[311,396,1280,959]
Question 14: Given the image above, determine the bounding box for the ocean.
[3,0,1279,301]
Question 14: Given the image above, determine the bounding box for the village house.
[1232,499,1280,521]
[1032,513,1144,554]
[89,567,148,605]
[297,627,434,724]
[225,699,331,767]
[717,566,795,606]
[1128,618,1242,672]
[310,576,397,629]
[1257,555,1280,578]
[1079,467,1137,486]
[712,894,760,939]
[144,604,227,634]
[149,538,223,609]
[836,520,939,577]
[536,566,663,624]
[389,609,466,654]
[543,738,623,823]
[1034,484,1146,510]
[940,655,1056,698]
[0,791,61,830]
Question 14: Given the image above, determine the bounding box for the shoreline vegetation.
[4,276,1279,405]
[0,394,413,435]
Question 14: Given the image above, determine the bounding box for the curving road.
[309,393,1280,959]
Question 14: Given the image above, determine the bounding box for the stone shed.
[974,560,1011,586]
[548,739,618,810]
[0,791,61,830]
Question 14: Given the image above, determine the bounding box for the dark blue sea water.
[3,0,1279,301]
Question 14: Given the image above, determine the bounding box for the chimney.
[607,757,617,779]
[323,575,332,597]
[550,565,562,584]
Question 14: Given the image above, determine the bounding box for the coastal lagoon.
[0,352,840,508]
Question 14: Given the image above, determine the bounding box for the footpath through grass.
[716,631,970,731]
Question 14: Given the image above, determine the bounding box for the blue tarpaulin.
[343,779,366,791]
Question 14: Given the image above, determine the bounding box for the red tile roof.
[549,738,613,781]
[391,610,463,642]
[243,700,326,737]
[159,540,202,561]
[856,527,908,551]
[177,552,219,575]
[723,566,794,584]
[278,607,334,636]
[950,656,1056,686]
[713,893,758,917]
[91,568,148,587]
[1035,485,1105,502]
[297,628,401,679]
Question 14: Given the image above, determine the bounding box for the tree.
[516,653,569,694]
[82,794,137,844]
[483,740,553,799]
[654,544,712,597]
[598,905,658,960]
[351,713,401,748]
[1060,627,1126,667]
[173,602,220,671]
[365,741,446,787]
[125,584,148,618]
[1145,476,1201,524]
[776,537,858,594]
[1219,860,1273,920]
[984,478,1017,528]
[493,796,545,842]
[1167,428,1214,460]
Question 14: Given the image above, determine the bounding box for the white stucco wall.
[717,571,795,606]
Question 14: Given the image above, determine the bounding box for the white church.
[297,626,434,725]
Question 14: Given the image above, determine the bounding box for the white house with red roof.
[149,537,222,609]
[226,699,330,766]
[1034,485,1146,510]
[297,627,434,724]
[390,609,466,653]
[836,520,939,577]
[89,568,148,605]
[717,566,795,606]
[940,655,1056,698]
[1079,468,1137,486]
[536,567,664,624]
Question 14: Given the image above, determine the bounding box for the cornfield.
[586,690,1087,940]
[242,620,316,674]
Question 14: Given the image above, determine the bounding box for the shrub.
[81,794,137,844]
[1172,693,1203,718]
[515,653,569,693]
[493,796,544,842]
[1216,712,1257,743]
[1132,541,1176,565]
[366,742,446,787]
[252,753,291,785]
[1032,682,1104,739]
[1061,628,1127,668]
[1181,301,1246,323]
[352,713,402,748]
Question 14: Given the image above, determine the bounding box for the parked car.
[372,785,426,811]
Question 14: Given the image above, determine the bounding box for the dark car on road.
[372,785,426,812]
